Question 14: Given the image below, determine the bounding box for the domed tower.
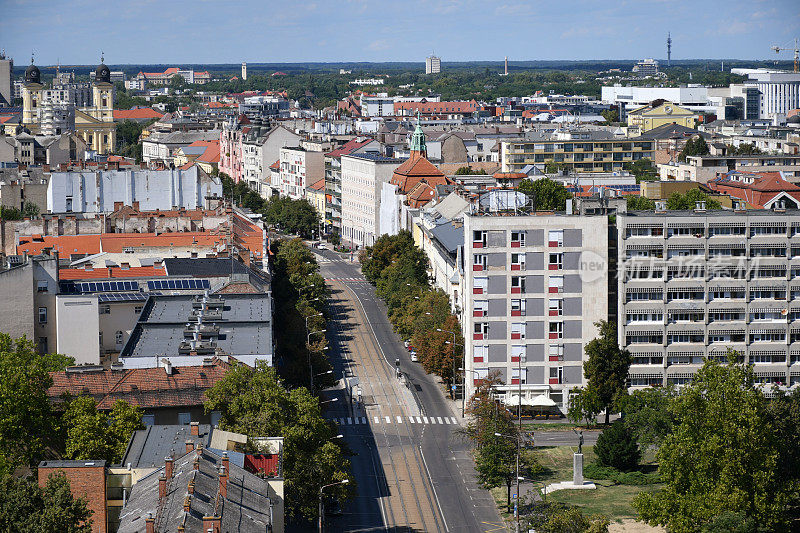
[21,54,43,127]
[87,52,116,153]
[409,112,427,160]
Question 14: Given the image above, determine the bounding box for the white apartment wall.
[379,182,401,237]
[340,156,400,248]
[98,301,141,354]
[47,166,221,213]
[56,295,100,365]
[461,214,608,412]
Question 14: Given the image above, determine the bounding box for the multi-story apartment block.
[426,55,441,75]
[500,131,655,174]
[279,147,324,200]
[462,211,609,412]
[340,153,402,248]
[325,138,381,235]
[618,207,800,389]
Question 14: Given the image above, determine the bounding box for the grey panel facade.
[526,343,544,362]
[527,252,544,270]
[526,321,544,340]
[526,275,544,292]
[487,230,506,247]
[488,299,506,317]
[564,251,581,270]
[526,297,544,316]
[488,321,507,340]
[564,365,583,384]
[488,344,507,363]
[529,229,544,246]
[488,275,507,294]
[528,365,544,384]
[564,274,582,293]
[564,320,582,339]
[564,342,583,361]
[487,253,506,268]
[564,297,582,316]
[564,228,583,247]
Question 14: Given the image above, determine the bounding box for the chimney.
[221,452,229,473]
[218,465,228,499]
[145,514,155,533]
[159,476,167,499]
[193,456,200,471]
[183,495,192,513]
[186,440,195,454]
[188,479,195,494]
[165,456,174,480]
[190,421,200,436]
[202,516,221,533]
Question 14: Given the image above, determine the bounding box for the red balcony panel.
[511,310,522,317]
[473,288,483,294]
[473,310,485,317]
[548,264,560,270]
[511,356,520,363]
[549,333,560,339]
[548,287,560,293]
[511,333,522,340]
[473,242,484,248]
[511,378,520,385]
[473,357,484,363]
[549,241,559,247]
[549,310,560,317]
[473,333,484,340]
[472,264,483,272]
[549,378,560,384]
[511,287,521,294]
[549,355,561,361]
[511,264,521,271]
[511,241,521,248]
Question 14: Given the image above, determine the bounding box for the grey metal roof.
[117,448,274,533]
[430,221,464,254]
[164,258,251,277]
[122,425,213,469]
[39,459,107,469]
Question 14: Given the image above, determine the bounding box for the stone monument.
[545,429,595,492]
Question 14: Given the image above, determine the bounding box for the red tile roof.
[269,159,280,170]
[308,179,325,191]
[708,171,800,208]
[47,358,231,410]
[395,100,479,115]
[326,138,374,158]
[113,108,165,121]
[390,154,450,194]
[187,140,221,164]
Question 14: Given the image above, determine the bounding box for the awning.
[530,395,557,407]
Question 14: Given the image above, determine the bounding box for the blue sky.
[2,0,798,65]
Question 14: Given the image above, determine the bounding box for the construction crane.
[771,38,799,73]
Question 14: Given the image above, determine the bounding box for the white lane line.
[361,417,367,424]
[385,416,390,423]
[396,416,403,424]
[408,417,416,424]
[373,416,380,424]
[354,417,360,425]
[347,417,352,425]
[450,417,458,425]
[416,416,422,424]
[423,417,429,424]
[437,417,444,424]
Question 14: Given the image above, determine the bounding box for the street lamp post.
[496,431,521,533]
[459,367,481,417]
[307,323,327,391]
[319,479,349,533]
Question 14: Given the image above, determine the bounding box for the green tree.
[726,143,762,156]
[581,321,631,425]
[0,334,71,475]
[517,177,571,211]
[522,501,609,533]
[623,158,657,182]
[204,362,354,520]
[600,108,619,124]
[0,472,93,532]
[0,206,22,220]
[678,136,710,162]
[455,166,487,175]
[63,397,143,465]
[616,385,677,449]
[666,188,722,210]
[633,360,791,532]
[22,201,39,219]
[626,195,656,210]
[593,419,640,471]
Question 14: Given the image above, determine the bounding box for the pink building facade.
[219,114,249,182]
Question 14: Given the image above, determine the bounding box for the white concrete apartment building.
[618,208,800,390]
[462,212,609,412]
[340,153,403,248]
[279,147,324,200]
[243,126,302,197]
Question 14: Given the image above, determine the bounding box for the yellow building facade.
[626,101,696,133]
[21,59,116,154]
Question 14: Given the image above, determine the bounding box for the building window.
[511,299,526,316]
[99,332,103,346]
[511,231,526,247]
[134,306,143,314]
[549,322,563,339]
[38,307,47,324]
[474,345,488,363]
[178,412,192,425]
[100,305,110,314]
[548,253,563,270]
[511,344,525,363]
[473,322,489,340]
[548,276,564,294]
[549,298,563,316]
[549,345,564,361]
[115,331,124,345]
[473,254,487,271]
[473,276,488,295]
[473,230,487,248]
[511,323,525,340]
[37,280,48,292]
[548,230,564,247]
[511,276,525,294]
[511,253,525,271]
[38,337,48,354]
[549,366,563,384]
[473,300,488,317]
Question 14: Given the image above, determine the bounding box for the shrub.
[594,419,640,471]
[583,463,660,485]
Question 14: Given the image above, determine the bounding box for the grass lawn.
[525,445,660,521]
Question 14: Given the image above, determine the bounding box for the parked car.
[410,352,418,362]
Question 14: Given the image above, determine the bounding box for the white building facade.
[279,147,324,200]
[340,154,402,248]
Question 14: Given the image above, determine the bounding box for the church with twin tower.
[20,54,116,154]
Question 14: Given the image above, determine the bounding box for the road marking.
[416,416,422,423]
[347,417,352,425]
[450,417,458,424]
[396,416,403,423]
[354,417,360,425]
[408,417,416,424]
[385,416,390,423]
[374,416,380,424]
[361,417,367,424]
[423,417,429,424]
[437,417,444,424]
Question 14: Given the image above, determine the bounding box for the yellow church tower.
[21,55,43,131]
[76,53,116,154]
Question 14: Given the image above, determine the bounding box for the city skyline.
[1,0,797,65]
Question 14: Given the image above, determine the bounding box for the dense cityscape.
[1,2,800,532]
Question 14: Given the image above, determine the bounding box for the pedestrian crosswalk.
[331,415,460,426]
[325,277,364,282]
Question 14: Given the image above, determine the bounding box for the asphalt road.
[315,248,506,533]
